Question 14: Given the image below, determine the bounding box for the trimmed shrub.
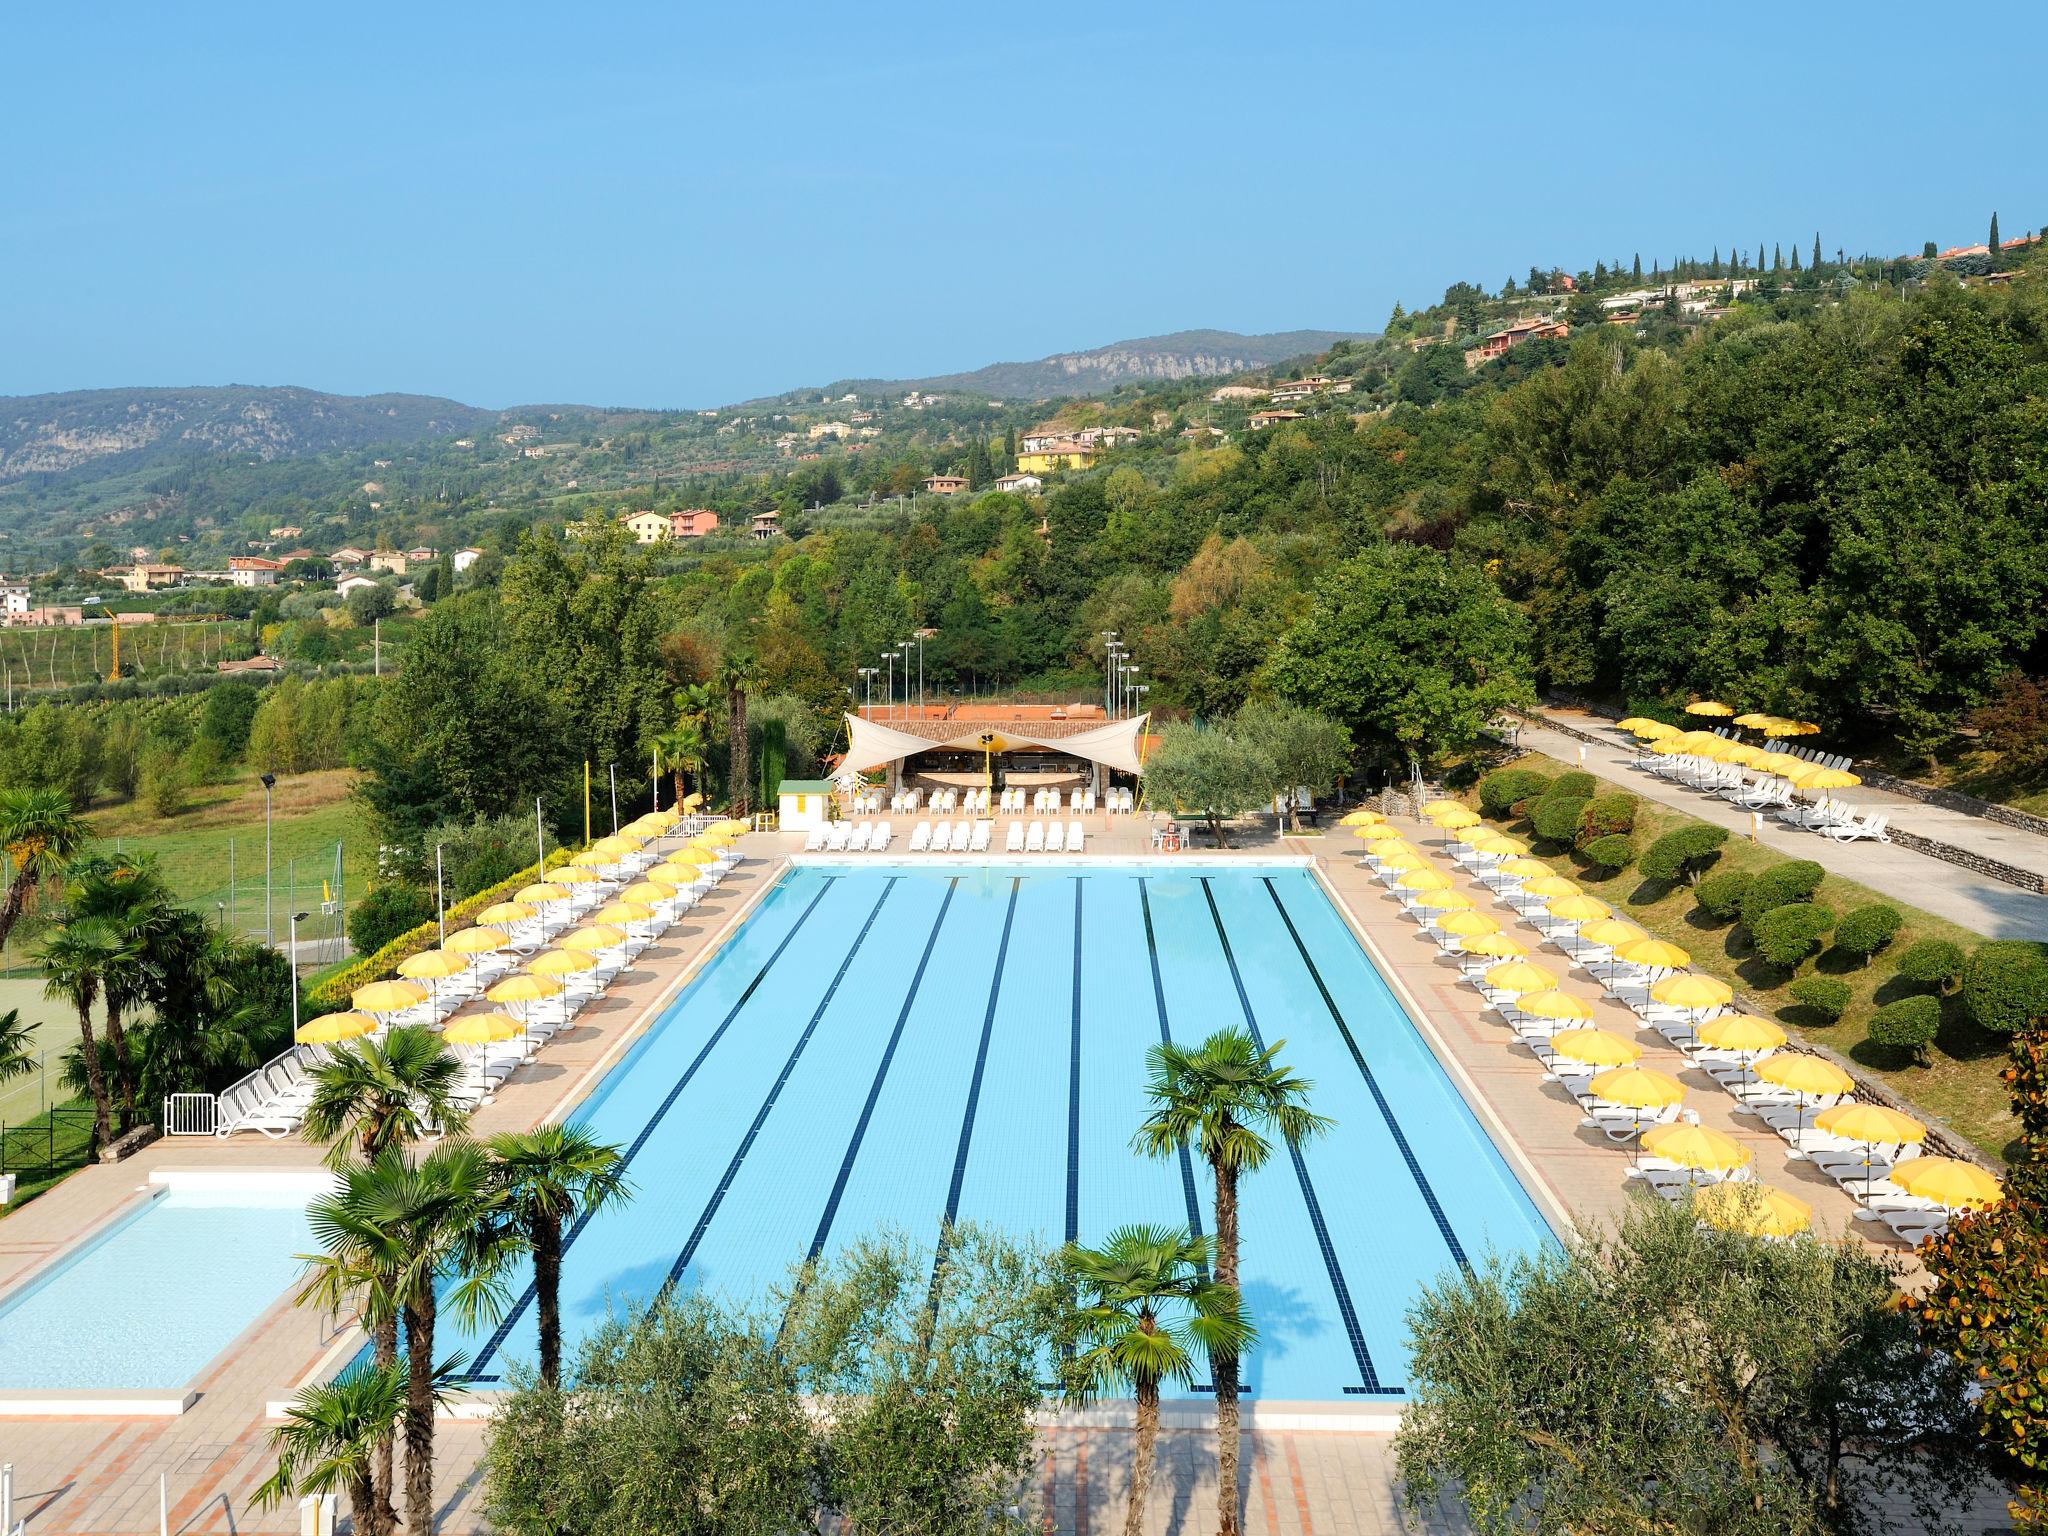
[1895,939,1966,994]
[1788,975,1851,1023]
[1543,771,1597,803]
[1478,767,1549,820]
[1575,792,1637,846]
[1530,794,1590,845]
[1866,994,1941,1062]
[1961,940,2048,1035]
[1830,904,1903,966]
[1751,901,1836,970]
[1740,859,1826,930]
[1640,823,1729,885]
[1579,833,1634,873]
[347,882,437,958]
[1693,869,1752,922]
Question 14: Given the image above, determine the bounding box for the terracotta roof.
[854,703,1113,741]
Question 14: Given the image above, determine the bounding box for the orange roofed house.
[1464,316,1569,369]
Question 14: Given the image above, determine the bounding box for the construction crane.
[98,606,123,681]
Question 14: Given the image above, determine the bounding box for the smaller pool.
[0,1175,318,1390]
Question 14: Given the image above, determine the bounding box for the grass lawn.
[0,1099,97,1208]
[1473,755,2020,1162]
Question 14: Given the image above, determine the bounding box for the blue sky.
[6,3,2042,409]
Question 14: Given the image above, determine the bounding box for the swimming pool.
[0,1175,318,1391]
[443,862,1552,1401]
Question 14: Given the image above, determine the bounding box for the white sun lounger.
[1026,820,1046,852]
[1046,823,1065,853]
[970,820,992,852]
[802,827,827,852]
[846,822,872,853]
[1067,820,1084,850]
[871,821,893,852]
[825,823,851,852]
[947,821,970,852]
[1005,821,1026,853]
[909,820,933,852]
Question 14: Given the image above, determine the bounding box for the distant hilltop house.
[849,410,875,424]
[500,425,541,444]
[1016,441,1094,473]
[267,524,302,539]
[453,547,484,572]
[330,546,370,567]
[621,509,673,543]
[369,551,409,575]
[336,573,382,598]
[671,509,719,538]
[807,420,852,441]
[1937,233,2037,260]
[0,579,28,618]
[278,547,319,563]
[1268,376,1350,403]
[995,472,1043,493]
[922,474,969,496]
[1248,409,1306,430]
[121,563,187,592]
[228,556,284,588]
[1464,316,1570,369]
[749,510,782,541]
[406,546,437,564]
[0,580,74,627]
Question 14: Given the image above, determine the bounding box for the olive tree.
[1142,722,1275,848]
[1228,699,1351,831]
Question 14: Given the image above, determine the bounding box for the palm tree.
[252,1361,407,1536]
[34,916,129,1148]
[716,650,758,815]
[301,1146,506,1536]
[0,1008,35,1085]
[0,787,90,954]
[651,715,709,810]
[301,1025,469,1166]
[484,1124,631,1387]
[1134,1028,1328,1536]
[64,860,176,1132]
[1066,1225,1254,1536]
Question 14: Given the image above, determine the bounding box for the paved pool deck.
[0,817,2017,1533]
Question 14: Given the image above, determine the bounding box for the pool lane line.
[927,875,1022,1308]
[464,872,840,1378]
[1065,877,1084,1247]
[1137,878,1210,1261]
[1198,876,1400,1398]
[1260,875,1470,1272]
[802,877,961,1266]
[658,875,901,1297]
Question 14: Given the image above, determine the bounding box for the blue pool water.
[0,1183,314,1389]
[443,864,1552,1401]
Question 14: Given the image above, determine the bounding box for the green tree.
[1400,1195,1981,1535]
[482,1125,631,1389]
[0,1008,35,1084]
[34,915,129,1148]
[1228,699,1351,831]
[1989,211,2002,258]
[253,1362,409,1536]
[0,787,91,953]
[1065,1225,1254,1536]
[717,647,759,815]
[1266,546,1533,772]
[301,1026,470,1166]
[1136,1030,1329,1536]
[1139,722,1274,848]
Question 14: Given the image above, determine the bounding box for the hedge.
[1830,904,1903,966]
[1478,767,1550,820]
[1575,792,1637,846]
[1787,975,1851,1023]
[1750,901,1836,969]
[1739,860,1825,931]
[308,847,576,1011]
[1542,771,1597,803]
[1693,869,1752,922]
[1867,994,1941,1061]
[1961,940,2048,1035]
[1579,833,1634,873]
[1895,939,1966,993]
[1530,794,1591,846]
[1640,823,1728,885]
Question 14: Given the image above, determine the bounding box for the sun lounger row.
[801,820,896,853]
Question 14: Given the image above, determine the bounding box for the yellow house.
[620,510,672,543]
[1015,441,1096,474]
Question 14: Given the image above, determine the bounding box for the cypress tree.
[1811,232,1822,270]
[1711,247,1722,276]
[1631,253,1642,281]
[1757,243,1766,272]
[1989,211,2001,257]
[1773,243,1783,272]
[1790,240,1801,272]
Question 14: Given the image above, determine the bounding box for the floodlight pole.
[260,773,276,944]
[435,844,446,947]
[288,911,309,1039]
[609,764,619,834]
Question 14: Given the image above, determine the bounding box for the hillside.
[809,328,1371,401]
[0,385,494,483]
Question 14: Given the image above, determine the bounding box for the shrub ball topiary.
[1895,938,1966,994]
[1478,767,1550,820]
[1579,833,1634,873]
[1740,859,1826,931]
[1693,869,1752,922]
[1576,792,1638,847]
[1831,904,1904,966]
[1788,975,1851,1023]
[1750,901,1836,970]
[1961,940,2048,1035]
[1640,823,1729,885]
[1866,994,1941,1062]
[1530,794,1591,846]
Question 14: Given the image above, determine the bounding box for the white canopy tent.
[841,711,1148,787]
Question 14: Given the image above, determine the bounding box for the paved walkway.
[1517,707,2048,940]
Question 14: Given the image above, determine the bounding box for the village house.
[228,556,284,588]
[994,472,1043,493]
[405,546,437,565]
[1015,440,1096,474]
[330,546,370,567]
[369,551,408,575]
[500,425,540,444]
[807,421,852,441]
[121,563,187,593]
[0,580,28,619]
[267,524,302,539]
[922,474,969,495]
[1463,316,1570,369]
[1248,409,1307,430]
[749,510,782,541]
[335,574,382,599]
[621,509,673,543]
[453,547,484,573]
[670,509,719,538]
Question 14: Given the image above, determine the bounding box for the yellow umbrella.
[398,951,471,980]
[1411,890,1476,912]
[1650,974,1734,1011]
[1549,1028,1641,1068]
[1396,869,1455,892]
[1517,989,1596,1023]
[1814,1103,1929,1195]
[589,834,644,856]
[1587,1065,1686,1107]
[681,791,704,810]
[570,848,618,869]
[444,925,509,954]
[1718,741,1764,766]
[1697,1014,1786,1053]
[1546,893,1611,923]
[593,900,655,926]
[1453,823,1498,846]
[1340,809,1385,827]
[1732,712,1775,728]
[488,972,564,1009]
[559,923,629,952]
[1420,798,1466,817]
[1649,737,1693,756]
[1485,960,1559,995]
[443,1010,526,1077]
[297,1010,377,1044]
[1633,720,1681,741]
[1579,918,1647,948]
[1497,856,1552,879]
[528,949,598,977]
[1755,1054,1854,1096]
[1377,850,1428,873]
[1615,716,1663,733]
[1430,806,1480,830]
[619,879,679,904]
[1614,937,1690,969]
[1791,766,1860,791]
[352,979,427,1015]
[1672,730,1727,752]
[550,866,601,886]
[1889,1157,2004,1212]
[1462,931,1530,958]
[1758,718,1805,738]
[1685,701,1734,717]
[1520,874,1581,899]
[475,901,537,927]
[514,883,572,906]
[1753,751,1807,775]
[1436,910,1502,937]
[1641,1123,1752,1172]
[1473,834,1530,856]
[1694,1182,1812,1237]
